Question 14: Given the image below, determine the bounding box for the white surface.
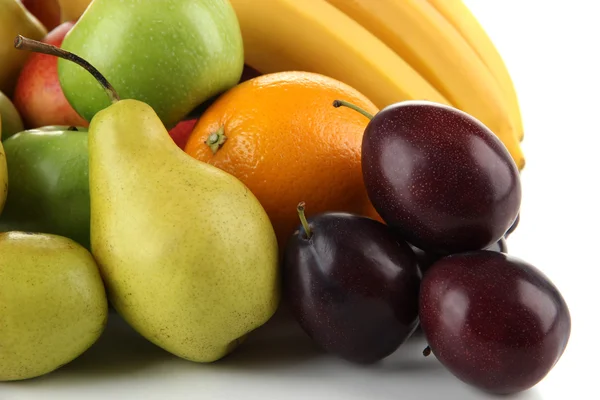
[2,1,598,399]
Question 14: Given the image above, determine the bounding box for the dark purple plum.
[337,100,521,254]
[283,204,421,364]
[419,251,571,395]
[411,237,507,274]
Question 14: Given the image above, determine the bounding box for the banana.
[426,0,524,142]
[228,0,449,111]
[326,0,524,169]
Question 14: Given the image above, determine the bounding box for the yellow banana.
[426,0,524,142]
[326,0,524,170]
[228,0,449,111]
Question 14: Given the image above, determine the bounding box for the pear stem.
[297,202,312,240]
[14,35,120,104]
[332,100,373,120]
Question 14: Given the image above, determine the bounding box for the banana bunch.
[228,0,525,170]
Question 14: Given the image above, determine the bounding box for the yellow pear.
[89,99,280,362]
[0,232,108,381]
[0,89,24,139]
[0,0,47,96]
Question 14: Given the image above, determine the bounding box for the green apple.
[0,126,91,249]
[58,0,244,130]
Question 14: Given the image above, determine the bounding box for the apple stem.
[13,35,120,104]
[297,202,312,239]
[332,100,373,120]
[205,126,227,154]
[422,346,432,357]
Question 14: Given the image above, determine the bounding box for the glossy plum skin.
[419,251,571,395]
[411,237,507,273]
[361,101,521,254]
[283,213,422,364]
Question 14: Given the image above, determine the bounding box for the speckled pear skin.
[89,99,280,363]
[58,0,244,130]
[0,232,108,381]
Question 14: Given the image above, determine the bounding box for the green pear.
[15,34,280,362]
[0,232,108,381]
[58,0,244,130]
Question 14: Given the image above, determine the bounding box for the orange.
[185,71,381,247]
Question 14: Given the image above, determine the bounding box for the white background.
[2,1,599,399]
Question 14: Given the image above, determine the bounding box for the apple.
[0,126,91,250]
[13,22,88,130]
[20,0,61,31]
[168,119,198,150]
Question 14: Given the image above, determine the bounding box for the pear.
[90,99,280,362]
[0,232,108,381]
[0,90,24,140]
[15,36,280,363]
[0,0,47,96]
[58,0,244,130]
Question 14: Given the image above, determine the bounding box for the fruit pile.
[0,0,569,396]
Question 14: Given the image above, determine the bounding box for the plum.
[419,251,571,395]
[334,100,521,254]
[283,204,421,364]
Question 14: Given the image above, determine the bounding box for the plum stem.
[332,100,374,120]
[423,346,432,357]
[297,202,312,239]
[14,35,120,104]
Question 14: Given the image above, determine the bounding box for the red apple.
[169,119,198,150]
[13,22,89,129]
[20,0,61,31]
